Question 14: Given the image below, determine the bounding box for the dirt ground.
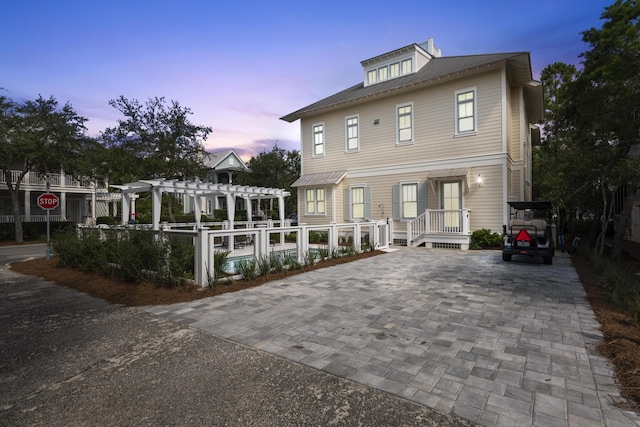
[8,249,640,413]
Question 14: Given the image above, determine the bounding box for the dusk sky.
[2,1,611,160]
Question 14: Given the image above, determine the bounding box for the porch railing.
[407,209,470,244]
[0,169,92,189]
[0,215,64,223]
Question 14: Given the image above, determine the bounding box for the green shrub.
[237,258,257,281]
[257,255,271,277]
[470,228,503,249]
[96,216,116,226]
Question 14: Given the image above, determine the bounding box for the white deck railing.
[80,220,390,287]
[407,209,470,245]
[0,215,64,223]
[0,170,91,189]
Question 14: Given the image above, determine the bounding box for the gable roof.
[280,52,542,123]
[204,149,247,171]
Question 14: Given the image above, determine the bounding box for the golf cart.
[502,201,555,265]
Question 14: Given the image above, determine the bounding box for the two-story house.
[0,169,101,225]
[281,38,543,249]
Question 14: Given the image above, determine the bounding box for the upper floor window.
[397,103,413,144]
[367,70,377,85]
[456,89,476,134]
[401,58,412,74]
[389,62,400,78]
[346,115,359,151]
[305,188,325,215]
[312,123,325,156]
[378,66,388,81]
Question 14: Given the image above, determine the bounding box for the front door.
[441,181,462,232]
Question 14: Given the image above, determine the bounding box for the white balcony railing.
[0,169,93,189]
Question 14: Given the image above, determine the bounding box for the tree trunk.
[6,179,24,243]
[611,182,637,262]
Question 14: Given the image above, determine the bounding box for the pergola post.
[278,195,285,247]
[193,194,202,227]
[152,187,162,231]
[121,192,131,225]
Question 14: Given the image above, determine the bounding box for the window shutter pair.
[392,182,426,219]
[344,187,371,220]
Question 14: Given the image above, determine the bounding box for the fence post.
[299,224,308,264]
[194,227,209,287]
[353,223,361,252]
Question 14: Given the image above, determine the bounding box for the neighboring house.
[180,149,249,215]
[0,168,102,224]
[281,38,543,249]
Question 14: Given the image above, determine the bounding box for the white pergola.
[111,179,290,230]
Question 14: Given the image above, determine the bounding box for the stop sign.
[37,193,59,210]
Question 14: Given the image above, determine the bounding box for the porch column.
[91,184,97,222]
[121,192,131,226]
[60,192,67,220]
[24,190,31,222]
[152,187,162,231]
[130,195,136,221]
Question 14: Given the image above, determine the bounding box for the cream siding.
[300,69,505,175]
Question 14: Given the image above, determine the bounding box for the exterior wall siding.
[300,69,505,175]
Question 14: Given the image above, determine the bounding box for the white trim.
[396,101,414,145]
[346,152,509,179]
[501,66,508,153]
[399,180,419,220]
[454,86,477,136]
[304,187,326,215]
[345,114,360,153]
[312,122,325,158]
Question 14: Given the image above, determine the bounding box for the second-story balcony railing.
[0,169,92,189]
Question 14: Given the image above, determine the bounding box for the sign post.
[37,191,59,260]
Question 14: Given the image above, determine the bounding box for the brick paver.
[144,248,640,427]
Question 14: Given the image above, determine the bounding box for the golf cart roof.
[507,201,553,210]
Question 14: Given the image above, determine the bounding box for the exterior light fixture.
[374,119,380,125]
[476,174,483,186]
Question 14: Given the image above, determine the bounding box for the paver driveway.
[144,248,640,427]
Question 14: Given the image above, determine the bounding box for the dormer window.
[390,62,400,78]
[378,66,388,81]
[401,58,412,74]
[367,70,377,85]
[361,39,440,87]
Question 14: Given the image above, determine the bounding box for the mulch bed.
[9,250,384,306]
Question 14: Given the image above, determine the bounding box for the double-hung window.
[306,188,325,215]
[397,103,413,144]
[346,115,359,151]
[351,187,364,219]
[456,88,476,134]
[312,123,324,156]
[402,183,418,219]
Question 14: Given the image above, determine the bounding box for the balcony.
[0,170,93,190]
[407,209,471,250]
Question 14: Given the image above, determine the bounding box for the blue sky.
[1,0,611,160]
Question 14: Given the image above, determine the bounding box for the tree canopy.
[101,96,212,185]
[534,0,640,260]
[235,145,300,215]
[0,94,90,242]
